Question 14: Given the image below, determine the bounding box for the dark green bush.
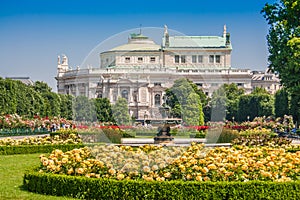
[23,171,300,199]
[0,144,84,155]
[206,128,239,143]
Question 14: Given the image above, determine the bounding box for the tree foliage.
[164,78,206,121]
[182,93,204,126]
[210,83,245,122]
[210,86,226,122]
[112,97,131,125]
[274,88,289,118]
[73,95,96,122]
[93,98,113,122]
[262,0,300,123]
[238,88,274,122]
[0,77,77,119]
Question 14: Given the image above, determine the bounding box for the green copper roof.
[130,33,148,39]
[163,36,231,49]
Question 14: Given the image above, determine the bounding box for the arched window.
[97,92,102,98]
[155,94,161,106]
[121,90,128,101]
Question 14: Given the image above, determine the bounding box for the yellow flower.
[151,165,159,171]
[207,164,217,170]
[76,168,84,174]
[196,175,203,181]
[186,174,192,180]
[164,172,171,178]
[61,157,68,164]
[143,166,151,173]
[179,165,186,173]
[241,165,248,171]
[201,167,209,174]
[108,168,116,175]
[117,173,125,180]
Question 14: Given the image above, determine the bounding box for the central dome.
[110,33,161,51]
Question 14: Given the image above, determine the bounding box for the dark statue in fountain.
[154,124,174,144]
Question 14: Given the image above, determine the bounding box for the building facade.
[56,25,279,119]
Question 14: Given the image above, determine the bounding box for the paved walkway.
[121,138,232,147]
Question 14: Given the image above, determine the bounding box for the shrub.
[206,128,239,143]
[23,172,300,199]
[0,144,84,155]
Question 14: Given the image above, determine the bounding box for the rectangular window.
[138,57,143,63]
[150,57,156,62]
[209,55,214,63]
[192,55,197,63]
[198,55,203,63]
[175,55,179,63]
[125,57,130,63]
[181,55,186,63]
[215,55,221,63]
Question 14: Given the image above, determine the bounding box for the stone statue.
[164,25,168,35]
[154,123,173,144]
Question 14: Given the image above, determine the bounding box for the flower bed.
[0,114,73,130]
[0,134,81,146]
[37,143,300,182]
[24,143,300,199]
[0,133,83,155]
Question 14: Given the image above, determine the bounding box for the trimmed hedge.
[0,144,84,155]
[23,171,300,199]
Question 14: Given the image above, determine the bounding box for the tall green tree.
[112,97,131,125]
[164,78,207,120]
[59,94,74,119]
[274,88,289,118]
[238,88,274,122]
[182,93,204,126]
[212,83,245,120]
[262,0,300,123]
[32,81,53,93]
[73,95,96,122]
[93,98,113,122]
[42,92,61,117]
[210,86,226,122]
[0,78,17,114]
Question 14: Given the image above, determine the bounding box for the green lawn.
[0,153,76,200]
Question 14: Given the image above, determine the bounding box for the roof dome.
[109,33,161,51]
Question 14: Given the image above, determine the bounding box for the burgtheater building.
[56,25,280,119]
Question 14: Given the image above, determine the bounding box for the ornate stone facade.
[55,26,279,119]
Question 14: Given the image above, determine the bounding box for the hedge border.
[0,144,84,155]
[23,171,300,200]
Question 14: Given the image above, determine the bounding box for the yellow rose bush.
[38,143,300,182]
[0,133,82,146]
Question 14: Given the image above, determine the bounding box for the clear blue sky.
[0,0,276,91]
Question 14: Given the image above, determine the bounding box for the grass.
[0,153,76,200]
